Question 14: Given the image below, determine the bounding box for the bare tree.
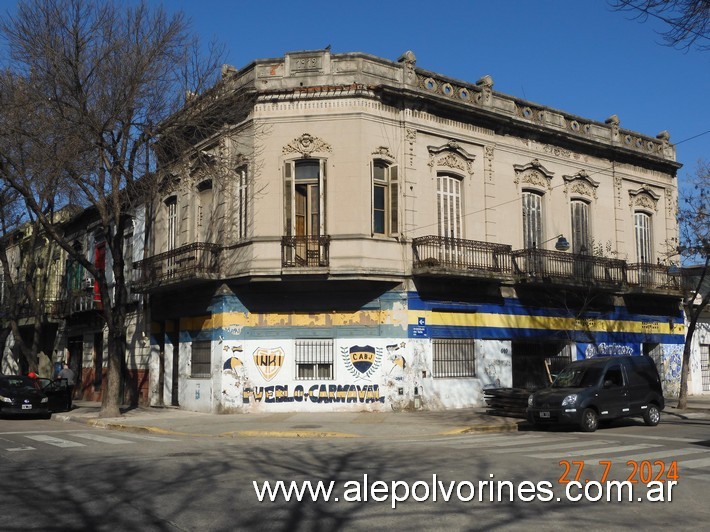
[0,0,223,416]
[610,0,710,51]
[677,160,710,409]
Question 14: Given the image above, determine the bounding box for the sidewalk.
[52,402,521,440]
[51,396,710,440]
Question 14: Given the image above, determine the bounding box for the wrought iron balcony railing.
[133,242,221,292]
[282,235,331,268]
[412,236,512,276]
[511,248,627,289]
[626,263,681,291]
[411,235,681,295]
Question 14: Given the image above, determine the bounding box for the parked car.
[36,378,73,413]
[527,355,664,432]
[0,375,51,418]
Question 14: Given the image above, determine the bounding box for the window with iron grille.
[433,339,476,378]
[295,338,334,380]
[191,340,211,378]
[701,344,710,392]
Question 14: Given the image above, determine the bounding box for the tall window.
[437,173,462,239]
[284,159,325,237]
[295,339,334,380]
[196,180,213,242]
[634,211,652,263]
[236,166,248,240]
[433,339,476,378]
[522,191,543,248]
[570,200,590,253]
[372,160,399,235]
[165,196,178,252]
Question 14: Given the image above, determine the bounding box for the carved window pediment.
[427,140,475,175]
[513,159,554,191]
[372,146,396,162]
[629,186,660,212]
[563,170,599,199]
[283,133,332,157]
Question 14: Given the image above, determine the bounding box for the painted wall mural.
[341,345,382,380]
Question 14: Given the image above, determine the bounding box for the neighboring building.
[131,49,684,413]
[683,265,710,396]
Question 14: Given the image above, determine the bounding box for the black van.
[526,355,664,432]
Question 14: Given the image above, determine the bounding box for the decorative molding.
[371,146,396,161]
[282,133,332,157]
[563,170,600,199]
[629,186,660,212]
[513,159,554,190]
[427,140,475,175]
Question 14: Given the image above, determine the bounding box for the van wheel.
[643,404,660,426]
[580,408,598,432]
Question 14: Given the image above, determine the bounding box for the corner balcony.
[281,235,331,268]
[133,242,221,292]
[511,248,627,290]
[411,236,513,281]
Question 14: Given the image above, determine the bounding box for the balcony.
[133,242,221,292]
[281,235,331,268]
[626,263,681,293]
[511,248,627,290]
[412,236,513,280]
[411,236,681,296]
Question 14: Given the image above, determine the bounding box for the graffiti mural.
[252,347,285,381]
[242,384,385,403]
[341,345,382,380]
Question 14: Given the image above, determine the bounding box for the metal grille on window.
[295,339,334,380]
[701,344,710,392]
[433,339,476,378]
[191,340,211,378]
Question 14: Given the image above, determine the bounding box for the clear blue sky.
[166,0,708,187]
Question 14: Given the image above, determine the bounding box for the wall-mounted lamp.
[538,234,570,252]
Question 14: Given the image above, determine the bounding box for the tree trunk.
[677,307,698,411]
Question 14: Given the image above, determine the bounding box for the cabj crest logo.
[253,347,285,381]
[341,345,382,380]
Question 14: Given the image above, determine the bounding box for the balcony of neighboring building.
[411,236,513,281]
[132,242,221,292]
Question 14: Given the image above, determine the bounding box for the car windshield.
[552,365,603,388]
[0,376,39,390]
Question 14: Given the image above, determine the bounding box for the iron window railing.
[433,339,476,378]
[191,340,211,378]
[295,338,334,380]
[282,235,331,268]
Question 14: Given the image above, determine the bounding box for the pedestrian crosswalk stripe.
[677,456,710,469]
[69,432,136,445]
[117,433,177,442]
[527,443,661,459]
[24,435,85,448]
[7,446,35,452]
[612,448,709,463]
[490,440,614,454]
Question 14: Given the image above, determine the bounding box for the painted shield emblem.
[252,347,285,381]
[349,345,376,375]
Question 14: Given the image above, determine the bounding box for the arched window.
[437,173,463,239]
[522,191,543,248]
[165,196,177,252]
[634,211,653,263]
[196,180,213,242]
[570,199,591,254]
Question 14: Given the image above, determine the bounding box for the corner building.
[135,50,684,413]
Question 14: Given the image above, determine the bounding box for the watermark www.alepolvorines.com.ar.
[253,473,677,508]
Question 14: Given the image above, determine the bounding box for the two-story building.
[125,49,683,412]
